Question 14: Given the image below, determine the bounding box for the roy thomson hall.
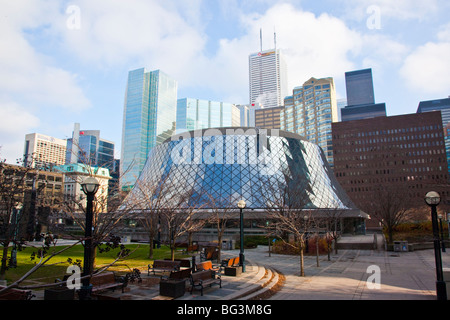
[119,127,370,244]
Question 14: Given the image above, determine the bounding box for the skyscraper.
[341,68,387,121]
[120,68,177,191]
[249,49,288,109]
[176,98,240,133]
[65,123,115,171]
[332,111,449,211]
[23,133,67,169]
[281,77,338,166]
[345,68,375,106]
[417,97,450,175]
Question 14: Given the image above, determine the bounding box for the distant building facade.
[120,68,177,191]
[345,68,375,106]
[417,97,450,175]
[249,49,288,109]
[23,133,67,169]
[66,123,115,171]
[281,77,338,166]
[54,163,111,212]
[341,68,387,122]
[176,98,240,133]
[254,106,284,129]
[332,111,449,212]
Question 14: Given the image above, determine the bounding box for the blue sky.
[1,0,450,163]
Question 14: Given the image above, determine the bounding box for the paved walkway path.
[29,234,450,300]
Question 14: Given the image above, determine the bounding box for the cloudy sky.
[1,0,450,163]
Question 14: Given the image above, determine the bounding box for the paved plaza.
[29,234,450,301]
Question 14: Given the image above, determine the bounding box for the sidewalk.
[30,235,450,300]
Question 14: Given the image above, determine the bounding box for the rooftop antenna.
[274,27,277,49]
[260,28,263,52]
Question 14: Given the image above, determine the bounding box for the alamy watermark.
[66,265,81,290]
[366,265,381,289]
[169,128,281,175]
[66,5,81,30]
[366,5,381,30]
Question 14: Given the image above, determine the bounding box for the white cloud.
[58,0,206,78]
[0,101,40,162]
[338,0,441,22]
[0,1,91,162]
[400,41,450,94]
[214,4,363,96]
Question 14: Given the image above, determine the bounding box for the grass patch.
[0,243,191,285]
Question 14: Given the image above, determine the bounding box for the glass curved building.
[121,128,367,229]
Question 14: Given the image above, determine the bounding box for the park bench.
[223,256,239,268]
[196,260,220,274]
[200,246,219,262]
[90,272,127,294]
[189,269,222,296]
[0,286,34,300]
[148,260,181,276]
[164,258,191,268]
[222,257,242,276]
[161,268,192,281]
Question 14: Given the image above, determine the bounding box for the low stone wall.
[335,242,376,250]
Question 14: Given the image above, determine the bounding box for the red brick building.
[332,111,449,221]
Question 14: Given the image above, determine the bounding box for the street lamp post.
[438,214,446,252]
[80,176,100,300]
[424,191,447,301]
[11,202,23,268]
[237,200,246,272]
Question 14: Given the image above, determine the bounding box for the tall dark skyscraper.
[345,68,375,106]
[341,68,386,122]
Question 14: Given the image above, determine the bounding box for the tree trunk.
[148,234,154,259]
[300,248,305,276]
[316,234,320,267]
[0,245,9,280]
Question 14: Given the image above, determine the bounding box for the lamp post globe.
[238,200,246,272]
[80,176,100,300]
[81,176,100,195]
[424,191,447,300]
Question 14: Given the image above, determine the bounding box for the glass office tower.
[176,98,240,133]
[345,69,375,107]
[120,68,177,191]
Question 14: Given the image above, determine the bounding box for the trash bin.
[400,241,408,252]
[394,241,408,252]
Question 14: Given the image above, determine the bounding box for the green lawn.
[1,243,191,285]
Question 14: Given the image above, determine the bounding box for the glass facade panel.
[122,128,362,218]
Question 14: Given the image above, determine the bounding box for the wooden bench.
[196,260,220,273]
[90,272,126,294]
[161,268,192,281]
[224,256,239,268]
[189,270,221,296]
[223,257,242,276]
[164,258,191,268]
[148,260,181,276]
[0,286,34,300]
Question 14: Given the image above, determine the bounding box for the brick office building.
[332,111,449,223]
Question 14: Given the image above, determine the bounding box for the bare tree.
[131,176,173,259]
[205,192,235,263]
[362,184,410,244]
[0,155,56,279]
[260,171,315,276]
[159,186,206,261]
